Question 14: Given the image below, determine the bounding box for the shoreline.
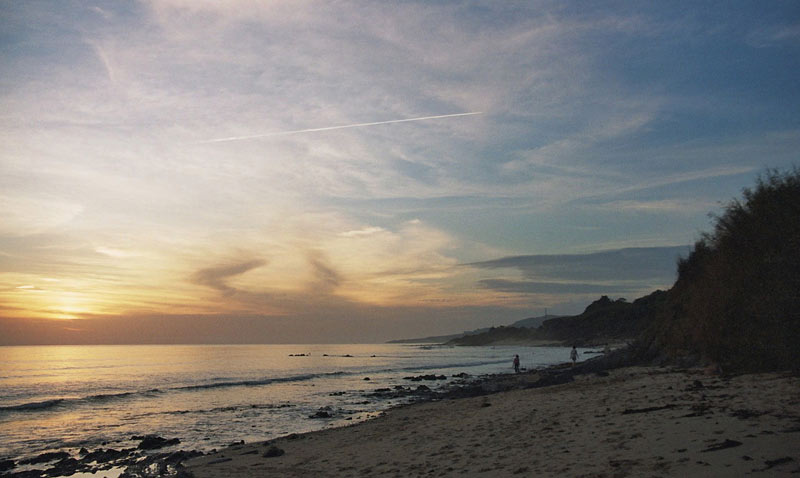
[186,364,800,477]
[0,355,591,478]
[0,354,559,478]
[3,356,798,477]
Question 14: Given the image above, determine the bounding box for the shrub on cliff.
[651,168,800,372]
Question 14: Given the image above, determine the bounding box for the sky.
[1,1,798,344]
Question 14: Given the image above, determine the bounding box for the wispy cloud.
[305,250,342,293]
[85,39,117,84]
[586,198,718,214]
[192,259,267,297]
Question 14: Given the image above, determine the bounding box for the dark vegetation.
[641,168,800,373]
[451,169,800,373]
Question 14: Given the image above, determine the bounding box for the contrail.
[198,111,482,144]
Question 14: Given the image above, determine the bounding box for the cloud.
[477,279,637,296]
[85,39,117,84]
[469,246,689,283]
[306,250,341,293]
[95,247,141,258]
[747,22,800,47]
[338,226,385,238]
[0,195,84,236]
[585,166,760,202]
[586,198,718,214]
[191,259,267,296]
[467,246,690,306]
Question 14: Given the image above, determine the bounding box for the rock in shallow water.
[403,374,447,381]
[137,435,181,450]
[19,451,69,465]
[81,447,133,464]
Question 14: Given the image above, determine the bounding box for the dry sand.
[186,366,800,477]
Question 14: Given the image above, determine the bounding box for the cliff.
[451,169,800,373]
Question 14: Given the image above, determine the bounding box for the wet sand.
[186,366,800,477]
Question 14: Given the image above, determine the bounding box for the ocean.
[0,344,581,469]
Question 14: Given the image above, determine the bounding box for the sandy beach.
[186,366,800,477]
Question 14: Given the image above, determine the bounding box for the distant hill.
[387,333,465,344]
[386,327,490,344]
[446,294,665,347]
[444,326,545,346]
[509,314,562,329]
[536,292,667,346]
[387,314,556,344]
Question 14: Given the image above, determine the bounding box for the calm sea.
[0,344,579,464]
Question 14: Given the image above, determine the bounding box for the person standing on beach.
[570,346,578,366]
[513,354,520,373]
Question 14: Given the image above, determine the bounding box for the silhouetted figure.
[570,346,578,366]
[513,354,520,373]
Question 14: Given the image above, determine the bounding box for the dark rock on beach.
[4,445,204,478]
[19,451,69,465]
[45,457,82,476]
[119,450,201,478]
[761,457,794,471]
[363,385,422,401]
[0,459,15,472]
[701,439,743,453]
[262,446,285,458]
[80,447,132,464]
[8,470,47,478]
[165,450,204,463]
[137,435,181,450]
[404,374,447,381]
